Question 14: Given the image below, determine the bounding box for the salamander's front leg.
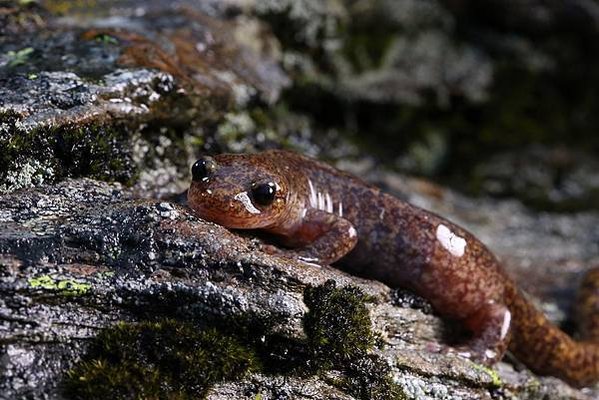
[458,301,512,364]
[271,209,358,265]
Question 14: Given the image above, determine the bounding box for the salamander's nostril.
[191,157,217,182]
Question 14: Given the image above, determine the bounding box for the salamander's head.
[187,153,290,229]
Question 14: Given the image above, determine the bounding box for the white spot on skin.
[233,191,261,214]
[485,349,497,360]
[307,178,339,215]
[436,224,467,257]
[500,310,511,340]
[308,179,317,208]
[348,226,357,239]
[325,193,333,213]
[379,209,385,220]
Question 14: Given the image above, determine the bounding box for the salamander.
[187,149,599,388]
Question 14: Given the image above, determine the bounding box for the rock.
[1,179,597,399]
[241,0,599,203]
[205,375,356,400]
[470,145,599,212]
[2,1,599,399]
[0,0,289,197]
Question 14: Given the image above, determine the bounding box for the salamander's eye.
[251,181,277,206]
[191,157,216,182]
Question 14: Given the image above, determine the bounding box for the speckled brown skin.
[187,149,599,388]
[579,268,599,344]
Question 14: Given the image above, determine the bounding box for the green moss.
[95,271,115,279]
[341,356,407,400]
[93,33,118,45]
[64,320,259,400]
[54,123,137,185]
[0,120,138,192]
[520,376,542,397]
[304,280,376,366]
[6,47,34,67]
[28,275,91,296]
[471,363,502,388]
[64,285,406,400]
[303,280,406,400]
[65,359,168,400]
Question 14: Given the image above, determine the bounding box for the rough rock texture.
[3,0,599,206]
[1,179,598,399]
[243,0,599,208]
[0,0,289,197]
[2,0,599,399]
[470,146,599,212]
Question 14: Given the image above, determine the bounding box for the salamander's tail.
[507,267,599,388]
[578,267,599,344]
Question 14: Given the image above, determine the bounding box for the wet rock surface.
[2,0,599,399]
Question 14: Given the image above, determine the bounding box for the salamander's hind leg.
[457,301,512,364]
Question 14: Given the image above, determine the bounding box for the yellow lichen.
[28,275,91,296]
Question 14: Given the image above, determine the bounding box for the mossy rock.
[0,120,138,193]
[304,280,376,366]
[303,280,406,400]
[64,319,259,400]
